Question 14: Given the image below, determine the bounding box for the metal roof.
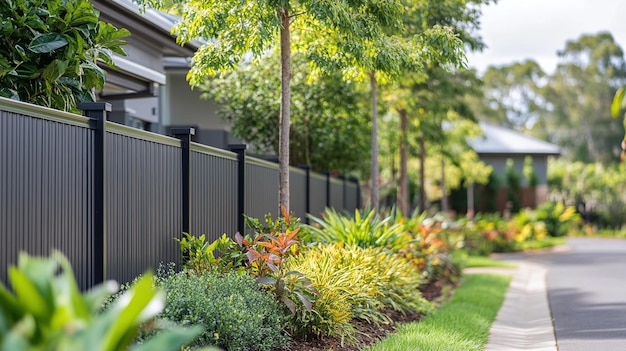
[469,122,561,156]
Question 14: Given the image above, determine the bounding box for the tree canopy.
[203,50,370,175]
[479,32,626,165]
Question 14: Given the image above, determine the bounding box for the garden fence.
[0,98,360,289]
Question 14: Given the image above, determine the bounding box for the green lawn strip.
[367,274,511,351]
[514,236,567,251]
[465,256,516,269]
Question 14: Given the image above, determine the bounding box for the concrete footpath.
[465,262,558,350]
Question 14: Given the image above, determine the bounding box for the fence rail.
[0,98,361,289]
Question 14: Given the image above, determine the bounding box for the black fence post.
[229,144,247,235]
[299,165,311,224]
[172,128,195,236]
[80,102,111,286]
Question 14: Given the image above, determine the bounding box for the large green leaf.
[611,86,625,118]
[43,59,69,81]
[28,33,69,53]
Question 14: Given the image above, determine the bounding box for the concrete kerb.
[465,262,558,351]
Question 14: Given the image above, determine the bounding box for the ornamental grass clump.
[286,243,432,342]
[305,208,410,252]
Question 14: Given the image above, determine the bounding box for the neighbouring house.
[468,122,561,212]
[92,0,240,148]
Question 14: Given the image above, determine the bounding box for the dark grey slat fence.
[0,98,361,289]
[0,102,96,288]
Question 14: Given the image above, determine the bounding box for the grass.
[465,255,516,269]
[513,236,567,251]
[367,274,511,351]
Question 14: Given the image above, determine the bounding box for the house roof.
[469,122,561,156]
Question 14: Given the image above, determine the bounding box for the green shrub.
[0,252,200,351]
[287,244,432,341]
[0,0,129,112]
[534,202,581,237]
[158,269,289,351]
[397,213,465,283]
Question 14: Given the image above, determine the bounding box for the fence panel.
[105,125,182,284]
[289,167,307,221]
[191,146,238,241]
[329,177,344,210]
[345,181,359,213]
[0,105,95,289]
[244,158,279,230]
[309,173,328,218]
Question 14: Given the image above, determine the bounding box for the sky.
[466,0,626,74]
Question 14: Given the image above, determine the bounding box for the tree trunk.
[370,71,379,211]
[398,109,409,215]
[278,7,291,212]
[419,132,426,213]
[467,182,474,219]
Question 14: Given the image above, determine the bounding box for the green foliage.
[397,213,465,283]
[0,252,200,351]
[305,208,409,251]
[504,159,522,213]
[176,233,246,274]
[548,159,626,229]
[203,49,371,174]
[157,269,289,351]
[462,214,517,255]
[533,202,581,237]
[0,0,129,112]
[523,156,539,187]
[287,243,432,340]
[239,207,317,315]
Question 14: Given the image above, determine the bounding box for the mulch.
[277,280,447,351]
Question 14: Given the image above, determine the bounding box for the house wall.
[479,155,549,186]
[162,70,224,129]
[162,70,245,149]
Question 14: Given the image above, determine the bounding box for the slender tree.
[137,0,405,212]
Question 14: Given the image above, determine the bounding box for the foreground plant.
[0,252,200,351]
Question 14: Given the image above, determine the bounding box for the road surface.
[523,238,626,351]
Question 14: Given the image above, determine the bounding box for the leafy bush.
[461,214,517,255]
[0,252,200,351]
[286,243,432,341]
[176,233,246,274]
[305,208,409,251]
[178,207,316,315]
[534,202,581,237]
[157,269,289,351]
[0,0,129,112]
[398,214,465,283]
